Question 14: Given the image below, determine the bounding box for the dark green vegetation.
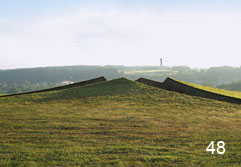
[1,65,241,94]
[217,80,241,92]
[0,78,240,166]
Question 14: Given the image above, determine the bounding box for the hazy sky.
[1,0,241,69]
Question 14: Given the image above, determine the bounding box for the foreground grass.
[170,77,241,99]
[0,78,240,166]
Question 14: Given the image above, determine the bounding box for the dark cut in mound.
[1,76,107,97]
[136,78,166,89]
[136,77,241,104]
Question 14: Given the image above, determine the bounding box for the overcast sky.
[1,0,241,69]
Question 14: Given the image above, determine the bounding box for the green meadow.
[0,78,240,166]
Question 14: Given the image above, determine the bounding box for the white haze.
[1,8,241,69]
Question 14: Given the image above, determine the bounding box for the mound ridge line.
[0,76,106,97]
[136,77,241,104]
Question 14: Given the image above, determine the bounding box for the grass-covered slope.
[0,78,241,167]
[169,77,241,99]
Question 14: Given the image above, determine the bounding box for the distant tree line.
[0,81,56,94]
[0,66,121,94]
[0,66,121,83]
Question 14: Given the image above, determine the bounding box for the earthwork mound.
[136,77,241,104]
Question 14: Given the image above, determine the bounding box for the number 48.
[206,141,225,154]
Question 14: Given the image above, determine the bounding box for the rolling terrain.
[0,78,240,166]
[2,65,241,95]
[137,77,241,104]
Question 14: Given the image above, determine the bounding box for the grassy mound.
[0,78,240,166]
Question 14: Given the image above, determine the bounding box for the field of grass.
[0,78,240,166]
[169,77,241,99]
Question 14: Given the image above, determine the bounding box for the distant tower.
[160,58,163,66]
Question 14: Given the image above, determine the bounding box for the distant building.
[57,81,74,86]
[160,58,163,66]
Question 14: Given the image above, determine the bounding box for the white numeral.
[206,141,225,154]
[206,141,215,154]
[217,141,225,154]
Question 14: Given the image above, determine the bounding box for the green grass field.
[0,78,240,166]
[170,77,241,99]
